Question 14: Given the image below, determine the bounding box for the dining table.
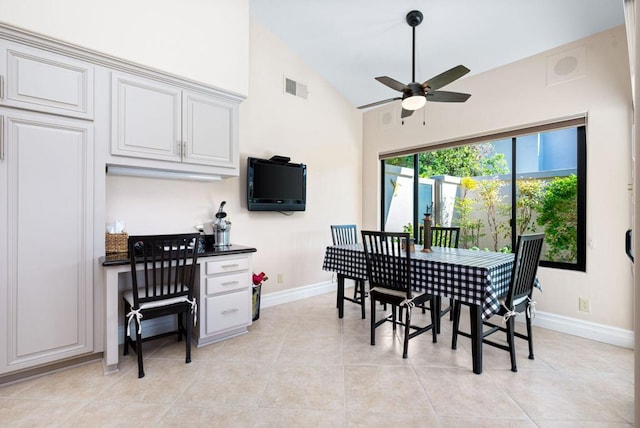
[322,243,529,374]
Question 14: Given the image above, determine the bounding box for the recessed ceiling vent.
[284,76,308,99]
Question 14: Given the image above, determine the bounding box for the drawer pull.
[222,264,240,269]
[222,281,239,286]
[221,308,239,315]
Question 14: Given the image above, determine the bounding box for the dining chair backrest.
[331,224,359,245]
[505,233,545,310]
[430,226,460,248]
[361,230,413,298]
[128,233,200,307]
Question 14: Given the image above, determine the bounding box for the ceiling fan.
[358,10,471,119]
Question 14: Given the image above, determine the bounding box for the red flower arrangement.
[252,272,268,286]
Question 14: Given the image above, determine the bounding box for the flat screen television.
[247,156,307,211]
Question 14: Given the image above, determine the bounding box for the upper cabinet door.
[0,42,94,119]
[182,91,237,168]
[111,72,181,161]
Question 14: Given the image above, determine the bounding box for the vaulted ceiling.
[250,0,625,108]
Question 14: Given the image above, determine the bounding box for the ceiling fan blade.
[401,108,414,118]
[375,76,409,92]
[357,97,401,109]
[421,65,470,91]
[426,91,471,103]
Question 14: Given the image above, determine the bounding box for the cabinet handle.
[0,75,4,99]
[0,115,4,161]
[221,308,239,315]
[222,281,239,286]
[222,264,239,269]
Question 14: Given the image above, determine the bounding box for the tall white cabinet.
[0,40,95,375]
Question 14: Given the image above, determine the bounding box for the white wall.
[106,17,362,293]
[363,26,633,330]
[0,0,249,96]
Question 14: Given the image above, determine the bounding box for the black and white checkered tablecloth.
[322,244,516,319]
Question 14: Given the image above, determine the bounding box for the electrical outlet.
[277,273,284,284]
[579,297,591,312]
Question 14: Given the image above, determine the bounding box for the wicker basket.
[105,232,128,254]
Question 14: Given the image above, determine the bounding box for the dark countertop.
[100,244,257,266]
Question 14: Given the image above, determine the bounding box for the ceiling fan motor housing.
[403,82,424,99]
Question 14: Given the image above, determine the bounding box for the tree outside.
[537,174,578,262]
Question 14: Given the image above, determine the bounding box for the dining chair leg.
[370,295,377,346]
[449,298,454,320]
[430,298,438,343]
[525,312,535,360]
[185,311,192,364]
[392,306,398,331]
[135,328,145,378]
[434,297,442,334]
[358,280,366,319]
[402,304,411,358]
[451,301,461,350]
[506,316,517,372]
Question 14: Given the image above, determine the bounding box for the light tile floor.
[0,292,634,427]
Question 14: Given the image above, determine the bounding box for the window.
[380,119,586,271]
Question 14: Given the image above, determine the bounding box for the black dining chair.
[331,224,366,319]
[430,226,460,248]
[361,230,438,359]
[123,233,199,378]
[420,226,461,331]
[451,233,544,372]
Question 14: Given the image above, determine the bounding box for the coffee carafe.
[212,201,231,246]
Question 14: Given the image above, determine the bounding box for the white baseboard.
[261,281,635,350]
[261,281,340,308]
[531,310,634,349]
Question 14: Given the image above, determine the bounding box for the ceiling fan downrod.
[406,10,423,83]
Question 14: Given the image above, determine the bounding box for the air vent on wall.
[284,76,308,99]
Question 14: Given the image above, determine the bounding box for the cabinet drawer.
[205,257,249,275]
[205,289,250,334]
[205,272,248,295]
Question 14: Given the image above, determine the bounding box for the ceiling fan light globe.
[401,95,426,110]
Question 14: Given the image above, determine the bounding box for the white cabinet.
[0,41,94,119]
[111,73,181,161]
[195,254,252,346]
[111,72,238,173]
[0,110,94,374]
[182,91,235,168]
